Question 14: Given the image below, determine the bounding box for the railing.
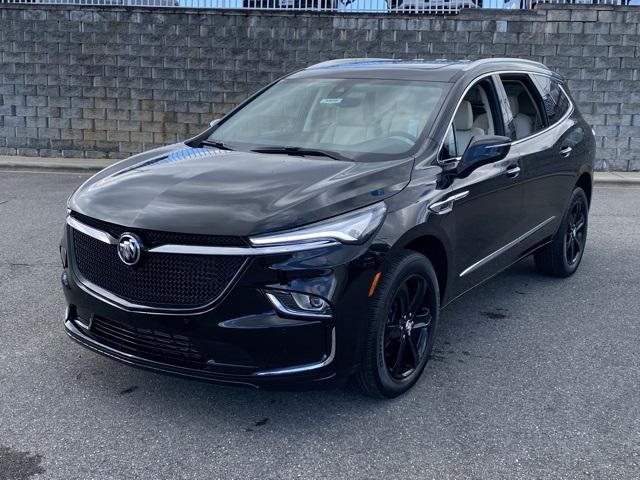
[1,0,638,13]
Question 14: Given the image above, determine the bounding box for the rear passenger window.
[499,75,545,141]
[531,75,571,126]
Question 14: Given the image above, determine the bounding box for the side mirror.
[209,118,221,128]
[456,135,511,179]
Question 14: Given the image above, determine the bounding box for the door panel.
[442,154,525,298]
[434,75,526,298]
[507,119,578,246]
[503,75,583,248]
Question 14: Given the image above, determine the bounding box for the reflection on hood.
[116,147,235,176]
[69,144,414,236]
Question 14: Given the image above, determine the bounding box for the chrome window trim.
[459,216,556,277]
[254,327,336,376]
[437,69,572,164]
[66,216,340,256]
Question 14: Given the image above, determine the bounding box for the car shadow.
[72,255,565,433]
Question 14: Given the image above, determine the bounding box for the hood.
[69,144,413,237]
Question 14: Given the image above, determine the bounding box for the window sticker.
[319,98,343,104]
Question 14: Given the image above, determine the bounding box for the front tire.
[356,251,440,399]
[534,187,589,277]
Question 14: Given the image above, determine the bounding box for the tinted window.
[499,76,545,141]
[441,124,457,160]
[210,78,447,162]
[441,79,502,159]
[532,75,571,125]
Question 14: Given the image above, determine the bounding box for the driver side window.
[441,79,503,159]
[441,124,457,160]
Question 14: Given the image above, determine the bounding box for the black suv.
[61,58,595,398]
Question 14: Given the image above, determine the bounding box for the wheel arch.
[399,234,450,305]
[576,171,592,206]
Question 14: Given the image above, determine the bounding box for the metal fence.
[1,0,638,14]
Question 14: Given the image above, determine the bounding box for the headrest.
[508,96,519,116]
[335,92,371,127]
[504,83,521,97]
[518,91,538,117]
[473,113,489,131]
[393,94,418,115]
[454,100,474,130]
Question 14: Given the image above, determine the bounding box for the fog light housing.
[291,292,327,311]
[265,290,332,318]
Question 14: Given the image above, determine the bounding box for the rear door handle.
[560,146,572,158]
[505,166,521,178]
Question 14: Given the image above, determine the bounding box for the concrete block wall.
[0,4,639,170]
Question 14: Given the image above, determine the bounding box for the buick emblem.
[117,233,142,266]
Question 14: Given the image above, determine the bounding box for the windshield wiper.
[200,140,234,151]
[250,146,343,161]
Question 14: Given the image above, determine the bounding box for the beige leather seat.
[454,100,484,154]
[470,87,494,135]
[472,113,489,133]
[382,96,422,139]
[508,95,534,139]
[320,92,378,146]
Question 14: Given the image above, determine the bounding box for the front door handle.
[505,166,521,178]
[429,190,469,215]
[560,146,572,157]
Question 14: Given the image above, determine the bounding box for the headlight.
[250,202,387,247]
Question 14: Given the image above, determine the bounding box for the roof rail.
[462,57,549,71]
[431,58,470,63]
[306,58,398,69]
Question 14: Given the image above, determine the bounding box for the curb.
[0,156,116,173]
[594,173,640,186]
[0,157,639,186]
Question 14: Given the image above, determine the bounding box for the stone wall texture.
[1,3,640,170]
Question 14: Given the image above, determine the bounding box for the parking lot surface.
[0,172,638,480]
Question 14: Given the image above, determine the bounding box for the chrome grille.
[70,212,247,247]
[71,221,247,309]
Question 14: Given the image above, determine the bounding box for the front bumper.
[60,221,382,389]
[62,273,340,389]
[64,315,338,389]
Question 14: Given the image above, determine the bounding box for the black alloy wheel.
[357,250,440,398]
[383,274,433,380]
[534,186,589,277]
[565,198,587,266]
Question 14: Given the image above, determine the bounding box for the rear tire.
[356,251,440,399]
[534,187,589,277]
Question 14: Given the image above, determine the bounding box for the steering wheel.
[385,131,418,145]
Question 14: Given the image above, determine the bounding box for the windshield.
[208,77,448,161]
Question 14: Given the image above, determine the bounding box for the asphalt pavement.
[0,172,638,480]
